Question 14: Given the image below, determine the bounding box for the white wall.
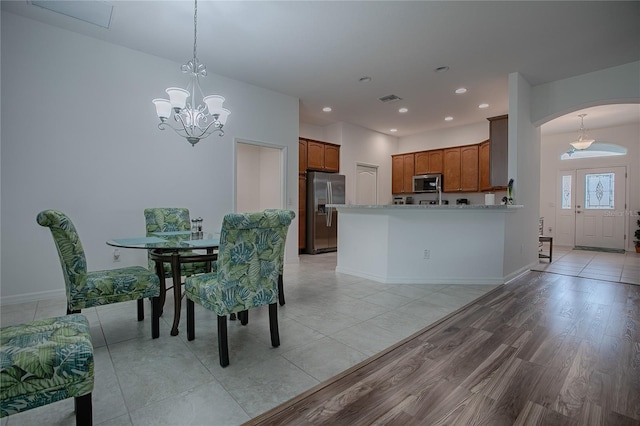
[1,12,299,304]
[300,121,398,206]
[503,72,541,280]
[531,61,640,125]
[539,122,640,250]
[400,122,489,152]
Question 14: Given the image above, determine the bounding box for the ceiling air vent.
[378,94,403,103]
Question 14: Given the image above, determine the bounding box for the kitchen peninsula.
[329,204,522,285]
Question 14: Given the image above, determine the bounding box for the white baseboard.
[0,288,66,306]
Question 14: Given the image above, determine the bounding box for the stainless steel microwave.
[412,174,442,193]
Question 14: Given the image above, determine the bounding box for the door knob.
[576,211,582,214]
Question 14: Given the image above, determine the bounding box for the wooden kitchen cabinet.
[479,140,491,191]
[414,149,443,175]
[306,139,340,172]
[443,145,479,192]
[428,149,443,174]
[488,115,508,188]
[307,141,325,170]
[298,174,306,251]
[299,139,307,173]
[414,151,429,175]
[324,143,340,172]
[392,153,415,194]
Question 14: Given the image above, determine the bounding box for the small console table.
[538,236,553,262]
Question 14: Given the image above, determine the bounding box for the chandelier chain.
[193,0,198,63]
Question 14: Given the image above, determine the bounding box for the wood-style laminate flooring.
[246,271,640,425]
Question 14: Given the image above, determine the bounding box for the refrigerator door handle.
[326,181,332,227]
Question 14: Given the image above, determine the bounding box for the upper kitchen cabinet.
[324,143,340,172]
[306,139,340,172]
[487,115,508,188]
[299,139,307,173]
[392,153,415,194]
[443,145,479,192]
[414,149,443,175]
[479,140,491,191]
[307,140,325,170]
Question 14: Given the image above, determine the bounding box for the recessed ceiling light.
[322,107,332,112]
[358,76,372,83]
[434,66,450,73]
[444,116,454,121]
[398,108,408,113]
[390,128,398,133]
[455,88,468,94]
[478,103,489,109]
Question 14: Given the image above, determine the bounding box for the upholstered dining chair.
[184,209,295,367]
[264,209,287,306]
[37,209,161,338]
[143,207,210,277]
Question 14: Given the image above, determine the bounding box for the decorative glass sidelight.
[561,175,572,209]
[584,173,614,209]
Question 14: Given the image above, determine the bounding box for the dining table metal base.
[150,249,216,336]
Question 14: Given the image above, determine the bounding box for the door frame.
[233,137,288,213]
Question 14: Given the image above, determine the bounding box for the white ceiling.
[3,0,639,137]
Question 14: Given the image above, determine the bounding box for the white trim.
[1,289,66,306]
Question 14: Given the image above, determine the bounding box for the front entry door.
[575,167,626,250]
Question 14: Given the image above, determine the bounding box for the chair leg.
[278,274,285,306]
[187,299,195,341]
[217,315,229,367]
[239,310,248,325]
[74,393,93,426]
[269,303,280,348]
[137,298,144,321]
[151,297,160,339]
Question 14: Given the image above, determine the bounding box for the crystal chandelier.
[152,0,230,147]
[569,114,595,150]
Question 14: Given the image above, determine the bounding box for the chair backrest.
[36,210,87,301]
[263,209,290,274]
[217,210,294,311]
[144,207,192,270]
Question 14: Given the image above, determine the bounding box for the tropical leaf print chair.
[264,209,287,306]
[184,209,295,367]
[144,207,210,279]
[37,210,161,339]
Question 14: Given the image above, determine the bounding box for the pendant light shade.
[569,114,595,150]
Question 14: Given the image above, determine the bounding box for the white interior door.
[555,170,576,246]
[355,164,378,205]
[575,166,626,250]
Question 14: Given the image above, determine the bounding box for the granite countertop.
[328,204,523,210]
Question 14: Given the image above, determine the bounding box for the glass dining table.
[107,231,219,336]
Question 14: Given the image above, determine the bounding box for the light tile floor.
[532,246,640,285]
[1,253,499,426]
[2,249,637,425]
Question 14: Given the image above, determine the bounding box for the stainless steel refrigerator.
[306,171,345,254]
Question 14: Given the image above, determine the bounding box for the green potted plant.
[635,211,640,253]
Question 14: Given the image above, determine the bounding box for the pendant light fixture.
[152,0,230,146]
[569,114,595,150]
